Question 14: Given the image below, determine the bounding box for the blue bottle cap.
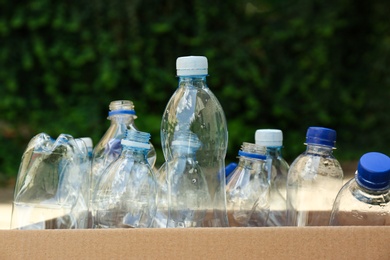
[305,127,337,148]
[356,152,390,191]
[225,163,238,178]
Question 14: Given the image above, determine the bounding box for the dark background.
[1,0,389,185]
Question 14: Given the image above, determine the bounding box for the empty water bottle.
[329,152,390,226]
[161,56,229,227]
[286,127,344,226]
[92,100,156,198]
[11,133,92,229]
[92,129,157,228]
[255,129,289,226]
[226,142,270,227]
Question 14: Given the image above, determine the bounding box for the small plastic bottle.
[255,129,289,226]
[160,56,229,227]
[226,142,270,227]
[286,126,344,226]
[329,152,390,226]
[92,129,157,228]
[92,100,156,199]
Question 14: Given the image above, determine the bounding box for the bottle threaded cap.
[255,129,283,147]
[176,56,208,76]
[357,152,390,191]
[305,126,336,148]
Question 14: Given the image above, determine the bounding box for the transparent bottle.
[11,133,91,229]
[92,100,156,199]
[225,162,238,184]
[330,152,390,226]
[161,56,228,227]
[286,127,344,226]
[226,142,270,227]
[92,129,157,228]
[255,129,289,226]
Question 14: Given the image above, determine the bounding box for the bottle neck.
[266,146,283,158]
[178,75,207,89]
[121,146,149,160]
[109,114,136,126]
[305,144,334,156]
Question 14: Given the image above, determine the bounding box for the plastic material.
[286,126,344,226]
[161,56,229,227]
[92,129,157,228]
[330,152,390,226]
[255,129,290,226]
[226,142,270,227]
[176,56,208,76]
[11,133,91,229]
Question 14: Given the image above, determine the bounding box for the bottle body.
[226,143,270,227]
[11,133,90,229]
[161,69,228,227]
[329,178,390,225]
[287,145,344,226]
[266,147,289,226]
[92,130,157,228]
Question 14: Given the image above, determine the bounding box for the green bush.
[1,0,390,183]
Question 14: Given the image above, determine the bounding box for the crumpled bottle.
[11,133,92,229]
[92,100,156,200]
[329,152,390,226]
[226,142,270,227]
[160,56,229,227]
[92,129,157,228]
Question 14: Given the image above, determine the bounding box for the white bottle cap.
[255,129,283,147]
[176,56,208,76]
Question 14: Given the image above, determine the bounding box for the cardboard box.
[1,226,389,259]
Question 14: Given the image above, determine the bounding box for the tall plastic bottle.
[330,152,390,226]
[92,129,157,228]
[91,100,156,198]
[160,56,229,227]
[226,142,270,227]
[286,126,344,226]
[255,129,289,226]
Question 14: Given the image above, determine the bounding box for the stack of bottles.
[10,56,390,229]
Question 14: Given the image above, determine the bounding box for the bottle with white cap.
[286,126,344,226]
[92,100,156,203]
[329,152,390,226]
[255,129,289,226]
[160,56,229,227]
[92,129,157,228]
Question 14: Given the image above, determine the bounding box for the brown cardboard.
[1,227,389,259]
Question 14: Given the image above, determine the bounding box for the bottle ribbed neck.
[178,76,207,89]
[305,144,333,156]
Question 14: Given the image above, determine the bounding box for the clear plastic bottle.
[161,56,228,227]
[255,129,289,226]
[286,126,344,226]
[226,142,270,227]
[92,100,156,199]
[225,162,238,184]
[11,133,91,229]
[330,152,390,226]
[92,129,157,228]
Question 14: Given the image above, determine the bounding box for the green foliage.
[1,0,390,183]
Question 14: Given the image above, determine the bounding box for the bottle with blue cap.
[255,129,290,226]
[92,100,156,201]
[226,142,270,227]
[329,152,390,226]
[92,128,157,228]
[160,56,229,227]
[286,126,344,226]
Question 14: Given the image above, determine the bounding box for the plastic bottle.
[329,152,390,226]
[226,142,270,227]
[255,129,289,226]
[11,133,91,229]
[286,126,344,226]
[225,162,238,183]
[91,100,156,199]
[92,129,157,228]
[160,56,229,227]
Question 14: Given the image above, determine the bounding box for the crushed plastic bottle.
[11,133,92,229]
[161,56,229,227]
[255,129,289,226]
[330,152,390,226]
[226,142,270,227]
[92,129,157,228]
